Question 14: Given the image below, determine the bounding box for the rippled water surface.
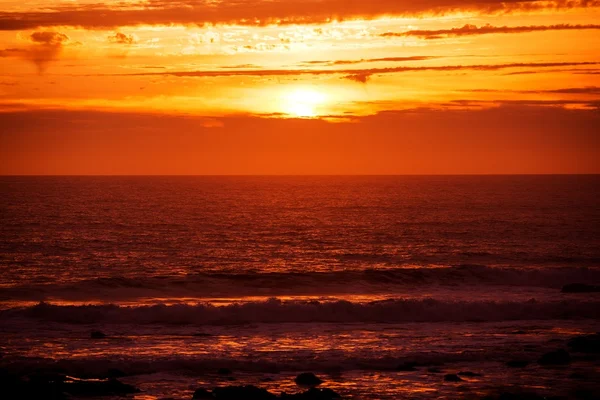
[1,176,599,399]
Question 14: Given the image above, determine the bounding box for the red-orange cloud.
[108,32,137,45]
[382,23,600,39]
[108,61,600,81]
[0,0,599,30]
[0,31,72,73]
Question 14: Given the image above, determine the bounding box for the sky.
[0,0,599,175]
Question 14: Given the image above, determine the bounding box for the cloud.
[381,23,600,39]
[503,68,600,76]
[0,1,598,30]
[106,61,600,81]
[0,48,24,58]
[108,32,137,45]
[220,64,262,69]
[301,56,437,67]
[443,99,600,109]
[546,86,600,94]
[30,31,70,46]
[10,31,73,73]
[345,73,371,83]
[461,86,600,95]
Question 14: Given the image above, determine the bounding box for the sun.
[284,88,327,118]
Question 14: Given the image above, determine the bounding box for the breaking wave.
[1,265,600,302]
[2,297,599,325]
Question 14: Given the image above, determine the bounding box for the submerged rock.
[538,349,571,365]
[568,372,586,380]
[60,377,139,396]
[443,374,463,382]
[506,360,530,368]
[2,374,67,400]
[1,371,139,400]
[561,283,600,293]
[106,368,127,378]
[396,362,419,371]
[192,388,213,399]
[567,333,600,353]
[90,331,107,339]
[294,373,323,387]
[211,385,276,400]
[217,368,233,375]
[572,388,600,399]
[458,371,482,377]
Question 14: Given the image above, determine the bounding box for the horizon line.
[1,173,599,177]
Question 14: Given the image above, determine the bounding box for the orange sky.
[0,0,599,174]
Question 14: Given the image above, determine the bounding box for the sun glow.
[284,88,327,118]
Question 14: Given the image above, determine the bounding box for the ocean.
[1,176,599,399]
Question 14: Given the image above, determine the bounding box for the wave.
[1,297,599,325]
[1,265,600,302]
[0,349,552,376]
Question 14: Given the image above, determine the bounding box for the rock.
[443,374,463,382]
[90,330,107,339]
[106,368,127,378]
[217,368,233,375]
[7,372,139,399]
[567,333,600,353]
[192,388,213,399]
[538,349,571,365]
[506,360,530,368]
[1,372,67,400]
[281,388,342,399]
[211,385,276,400]
[561,283,600,293]
[572,388,599,399]
[568,372,586,380]
[396,362,419,371]
[294,373,323,387]
[27,371,67,384]
[60,377,140,397]
[458,371,482,377]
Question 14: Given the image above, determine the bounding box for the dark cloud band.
[382,23,600,39]
[0,0,598,30]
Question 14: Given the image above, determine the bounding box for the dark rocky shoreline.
[1,333,598,400]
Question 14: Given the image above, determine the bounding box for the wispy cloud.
[461,86,600,95]
[108,32,137,45]
[0,1,598,30]
[300,56,437,67]
[381,23,600,39]
[103,61,600,82]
